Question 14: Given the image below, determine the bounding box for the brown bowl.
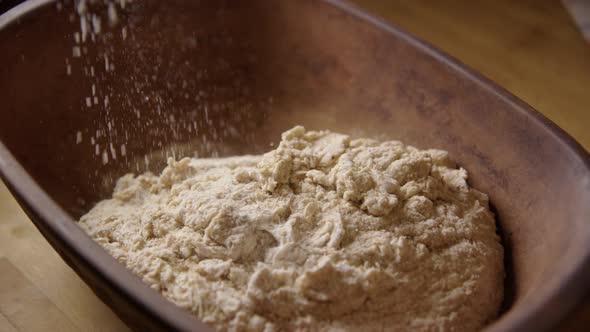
[1,0,590,331]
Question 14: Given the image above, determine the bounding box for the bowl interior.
[1,1,590,331]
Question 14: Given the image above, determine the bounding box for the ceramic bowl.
[1,1,589,331]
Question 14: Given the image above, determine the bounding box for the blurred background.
[0,1,589,331]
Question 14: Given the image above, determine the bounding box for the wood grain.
[0,0,588,330]
[0,185,129,332]
[0,258,79,332]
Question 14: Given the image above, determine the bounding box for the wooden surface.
[1,0,589,331]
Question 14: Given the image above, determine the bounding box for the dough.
[79,126,504,331]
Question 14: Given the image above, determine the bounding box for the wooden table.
[1,1,589,331]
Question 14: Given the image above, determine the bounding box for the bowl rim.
[1,0,590,331]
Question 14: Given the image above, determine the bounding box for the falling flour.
[79,126,504,331]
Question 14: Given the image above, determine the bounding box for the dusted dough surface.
[79,126,504,331]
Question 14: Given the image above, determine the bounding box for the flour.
[79,126,504,331]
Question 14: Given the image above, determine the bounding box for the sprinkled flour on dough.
[79,126,504,331]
